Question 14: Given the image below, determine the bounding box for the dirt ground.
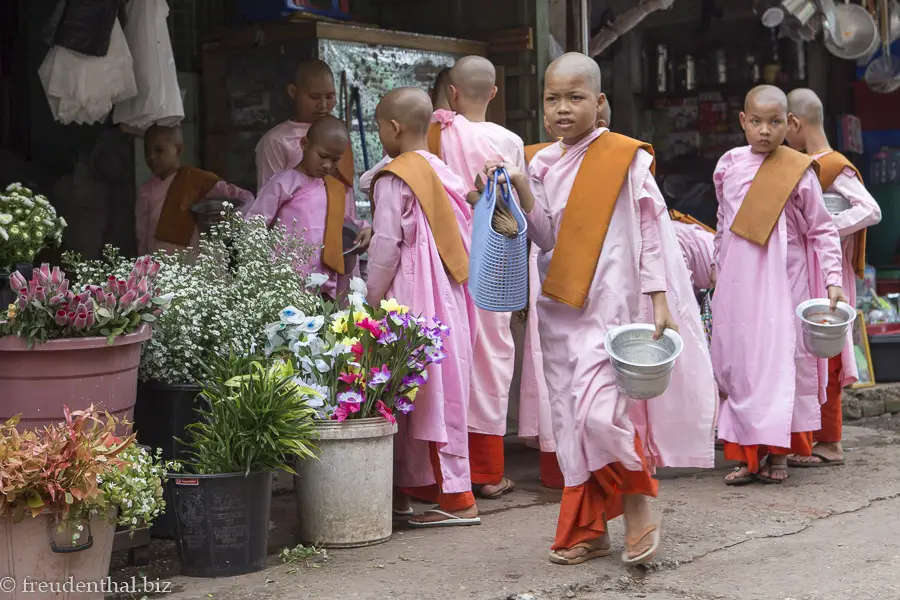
[105,418,900,600]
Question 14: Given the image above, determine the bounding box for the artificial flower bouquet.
[0,406,179,543]
[0,183,66,272]
[2,256,172,347]
[264,276,450,423]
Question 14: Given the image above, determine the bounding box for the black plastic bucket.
[134,382,206,538]
[170,470,273,578]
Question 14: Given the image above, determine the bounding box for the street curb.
[844,383,900,420]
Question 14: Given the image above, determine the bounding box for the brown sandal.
[549,540,612,565]
[621,521,662,565]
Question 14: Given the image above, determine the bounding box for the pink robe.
[366,151,476,493]
[712,146,843,448]
[812,152,882,387]
[245,169,369,299]
[136,174,253,255]
[255,121,311,190]
[526,128,717,487]
[432,109,529,437]
[516,244,556,452]
[673,221,716,291]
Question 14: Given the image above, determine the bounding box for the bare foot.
[480,477,516,499]
[759,455,789,482]
[622,494,658,560]
[409,504,479,524]
[550,534,611,564]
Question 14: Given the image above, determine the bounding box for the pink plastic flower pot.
[0,325,151,432]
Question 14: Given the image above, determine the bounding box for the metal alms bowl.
[605,324,684,400]
[823,192,852,214]
[795,299,856,359]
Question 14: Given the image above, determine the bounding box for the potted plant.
[0,406,176,598]
[64,212,313,536]
[264,276,449,548]
[0,182,66,310]
[169,353,319,577]
[0,257,170,432]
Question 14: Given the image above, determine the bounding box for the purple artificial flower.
[369,365,391,386]
[423,326,444,346]
[425,345,448,364]
[395,396,415,414]
[376,330,399,345]
[402,373,427,388]
[338,390,365,405]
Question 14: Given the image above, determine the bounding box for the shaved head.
[546,52,602,94]
[294,59,334,89]
[377,87,434,134]
[306,114,350,147]
[787,88,824,126]
[449,56,496,101]
[145,124,183,146]
[744,85,787,113]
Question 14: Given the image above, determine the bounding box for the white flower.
[0,213,11,225]
[306,273,329,288]
[347,292,366,311]
[349,277,367,295]
[315,359,330,373]
[299,315,325,334]
[280,306,307,325]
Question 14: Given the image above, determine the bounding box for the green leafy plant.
[181,353,321,475]
[279,543,327,571]
[100,445,181,536]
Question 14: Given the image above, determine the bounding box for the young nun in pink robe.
[245,116,371,300]
[429,56,528,499]
[367,87,480,528]
[489,53,716,566]
[783,88,882,467]
[713,85,846,485]
[672,220,716,291]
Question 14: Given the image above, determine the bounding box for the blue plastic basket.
[468,169,529,312]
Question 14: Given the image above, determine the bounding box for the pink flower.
[86,311,95,327]
[126,273,137,291]
[350,342,364,357]
[74,313,87,330]
[67,311,76,325]
[55,310,68,326]
[105,292,117,309]
[333,402,361,422]
[50,266,63,286]
[148,261,161,278]
[137,292,151,308]
[48,294,64,307]
[35,287,46,303]
[120,290,136,308]
[138,278,149,295]
[10,271,26,290]
[357,318,384,340]
[338,372,361,385]
[376,401,396,424]
[117,280,127,297]
[17,295,28,310]
[37,264,50,286]
[105,276,118,293]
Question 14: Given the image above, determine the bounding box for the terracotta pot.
[0,325,151,431]
[0,509,117,599]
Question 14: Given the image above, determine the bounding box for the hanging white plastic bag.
[113,0,184,130]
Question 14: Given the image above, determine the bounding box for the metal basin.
[823,192,851,214]
[605,324,684,400]
[825,3,880,60]
[795,299,856,359]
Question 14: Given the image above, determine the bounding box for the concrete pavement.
[112,419,900,600]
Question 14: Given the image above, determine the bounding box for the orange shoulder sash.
[426,122,442,159]
[730,145,818,246]
[154,167,221,246]
[524,142,553,165]
[542,132,656,309]
[669,209,715,234]
[373,152,469,284]
[322,176,348,274]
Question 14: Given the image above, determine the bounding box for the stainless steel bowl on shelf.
[823,192,851,215]
[604,324,684,400]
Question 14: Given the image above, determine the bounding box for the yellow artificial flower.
[331,314,348,334]
[340,336,359,347]
[6,303,16,320]
[381,298,409,314]
[405,386,419,401]
[352,310,368,323]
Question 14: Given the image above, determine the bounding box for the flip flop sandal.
[724,465,756,486]
[549,541,612,565]
[621,522,662,566]
[787,453,845,468]
[407,509,482,528]
[757,463,789,484]
[478,478,516,500]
